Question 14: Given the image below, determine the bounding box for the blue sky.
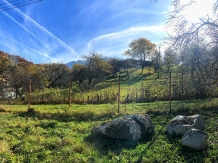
[0,0,211,64]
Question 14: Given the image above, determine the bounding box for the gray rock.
[166,114,205,135]
[182,128,208,151]
[91,114,155,141]
[125,114,155,139]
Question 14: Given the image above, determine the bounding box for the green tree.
[72,64,87,87]
[0,56,11,88]
[42,63,71,88]
[124,38,155,73]
[163,48,178,72]
[83,51,112,87]
[108,58,121,79]
[7,62,28,98]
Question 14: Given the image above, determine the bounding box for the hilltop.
[0,51,32,64]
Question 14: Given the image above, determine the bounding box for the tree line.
[0,46,155,99]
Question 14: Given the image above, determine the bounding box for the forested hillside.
[0,46,217,105]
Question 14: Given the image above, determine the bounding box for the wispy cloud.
[1,11,63,60]
[0,33,59,62]
[87,25,166,57]
[88,25,165,47]
[0,0,172,63]
[3,0,79,58]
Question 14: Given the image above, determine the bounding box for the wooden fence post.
[28,79,31,110]
[181,63,184,100]
[118,75,120,114]
[146,89,149,101]
[68,78,72,110]
[169,72,172,111]
[136,88,138,102]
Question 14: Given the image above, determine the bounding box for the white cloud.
[87,25,166,58]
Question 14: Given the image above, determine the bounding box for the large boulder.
[166,114,205,135]
[91,114,155,141]
[181,128,208,151]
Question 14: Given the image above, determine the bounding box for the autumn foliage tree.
[124,38,155,73]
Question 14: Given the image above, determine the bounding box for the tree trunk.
[15,88,22,98]
[88,78,93,86]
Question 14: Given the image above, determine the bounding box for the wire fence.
[0,68,217,112]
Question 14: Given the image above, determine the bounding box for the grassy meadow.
[0,67,217,162]
[0,98,218,162]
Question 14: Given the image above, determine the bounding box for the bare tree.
[164,0,218,50]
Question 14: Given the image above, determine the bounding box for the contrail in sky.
[1,11,64,61]
[0,33,59,61]
[3,0,79,58]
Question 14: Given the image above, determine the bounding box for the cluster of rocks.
[91,114,207,151]
[166,114,208,151]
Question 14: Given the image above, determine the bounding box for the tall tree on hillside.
[108,58,122,79]
[7,62,28,98]
[164,47,178,72]
[42,63,71,88]
[25,64,46,90]
[83,51,112,87]
[72,64,87,87]
[151,47,162,74]
[0,57,11,86]
[124,38,155,73]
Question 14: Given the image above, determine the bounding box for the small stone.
[166,114,205,135]
[181,128,208,151]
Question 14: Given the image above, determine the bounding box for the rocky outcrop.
[181,128,208,151]
[91,114,155,141]
[166,114,205,135]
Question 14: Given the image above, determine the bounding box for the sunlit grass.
[0,98,217,162]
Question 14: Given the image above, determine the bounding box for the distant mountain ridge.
[65,57,113,68]
[65,60,86,68]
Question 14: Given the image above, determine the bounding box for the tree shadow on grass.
[85,135,139,155]
[15,108,117,123]
[177,145,209,163]
[16,108,74,122]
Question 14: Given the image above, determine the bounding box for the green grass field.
[0,98,217,162]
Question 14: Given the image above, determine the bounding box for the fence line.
[0,67,217,106]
